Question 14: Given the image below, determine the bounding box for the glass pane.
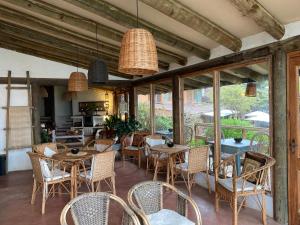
[136,85,151,132]
[154,80,173,139]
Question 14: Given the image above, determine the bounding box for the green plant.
[104,114,121,130]
[188,139,206,148]
[155,116,173,130]
[114,117,142,137]
[41,130,50,143]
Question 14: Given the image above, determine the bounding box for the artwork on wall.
[79,101,106,114]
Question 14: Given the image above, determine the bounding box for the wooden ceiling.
[0,0,288,81]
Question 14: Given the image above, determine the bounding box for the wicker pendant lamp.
[88,24,108,84]
[68,48,88,92]
[40,86,48,98]
[63,91,77,101]
[245,82,256,97]
[118,0,158,75]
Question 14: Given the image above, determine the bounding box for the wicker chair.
[79,151,116,194]
[32,142,68,156]
[144,134,166,175]
[60,192,140,225]
[173,146,211,196]
[122,133,144,168]
[128,181,202,225]
[85,139,114,152]
[27,152,71,214]
[215,152,276,225]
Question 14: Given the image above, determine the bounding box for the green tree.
[137,103,150,131]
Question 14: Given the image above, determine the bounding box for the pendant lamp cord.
[96,22,100,57]
[136,0,139,28]
[76,47,79,72]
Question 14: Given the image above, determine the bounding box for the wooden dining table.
[52,150,98,199]
[150,144,189,185]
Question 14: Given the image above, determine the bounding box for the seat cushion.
[125,146,141,151]
[146,138,165,147]
[175,162,188,171]
[147,209,194,225]
[218,178,262,192]
[44,146,56,157]
[44,168,70,181]
[94,144,109,152]
[80,170,92,180]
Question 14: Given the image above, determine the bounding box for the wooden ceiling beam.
[228,0,285,40]
[140,0,241,52]
[0,36,133,79]
[0,0,187,66]
[61,0,209,59]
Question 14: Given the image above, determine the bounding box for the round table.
[53,150,98,199]
[150,144,189,185]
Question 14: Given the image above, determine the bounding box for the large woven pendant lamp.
[118,0,158,75]
[88,23,108,84]
[68,49,88,92]
[245,82,256,97]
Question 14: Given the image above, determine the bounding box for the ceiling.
[0,0,297,81]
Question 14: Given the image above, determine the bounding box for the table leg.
[70,165,75,199]
[235,154,241,176]
[166,157,170,184]
[73,164,78,198]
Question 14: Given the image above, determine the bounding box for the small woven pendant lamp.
[118,0,158,75]
[245,82,256,97]
[68,72,88,92]
[40,86,48,98]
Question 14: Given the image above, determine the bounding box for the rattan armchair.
[85,139,114,152]
[173,146,211,196]
[27,152,71,214]
[60,192,141,225]
[79,151,116,194]
[215,152,276,225]
[32,142,68,156]
[122,133,144,168]
[128,181,202,225]
[144,134,166,175]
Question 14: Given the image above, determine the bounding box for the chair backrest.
[132,134,144,147]
[144,135,165,156]
[92,139,114,152]
[184,126,193,144]
[129,181,163,215]
[241,151,275,186]
[60,192,140,225]
[90,151,115,181]
[188,146,209,173]
[32,143,58,155]
[250,132,270,156]
[27,152,44,183]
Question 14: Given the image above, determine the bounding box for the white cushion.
[80,170,92,180]
[147,209,194,225]
[44,169,70,182]
[125,146,140,151]
[94,144,109,152]
[218,178,262,192]
[39,159,52,178]
[176,162,188,171]
[146,138,165,147]
[44,146,56,157]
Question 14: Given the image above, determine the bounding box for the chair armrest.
[84,139,96,150]
[56,143,68,153]
[215,154,236,181]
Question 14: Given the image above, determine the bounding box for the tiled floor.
[0,161,281,225]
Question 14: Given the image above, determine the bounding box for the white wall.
[72,88,114,116]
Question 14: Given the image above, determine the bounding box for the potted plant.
[104,114,121,138]
[114,117,142,138]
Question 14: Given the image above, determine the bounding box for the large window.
[154,80,173,137]
[136,85,151,131]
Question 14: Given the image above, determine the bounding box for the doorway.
[287,51,300,225]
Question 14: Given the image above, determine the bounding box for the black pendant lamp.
[88,23,108,84]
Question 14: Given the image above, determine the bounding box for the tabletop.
[150,144,189,155]
[52,150,98,162]
[208,138,254,148]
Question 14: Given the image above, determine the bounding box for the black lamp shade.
[88,59,108,84]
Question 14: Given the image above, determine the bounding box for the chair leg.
[187,174,192,196]
[111,176,116,195]
[146,158,149,175]
[138,153,141,168]
[31,179,37,205]
[232,196,238,225]
[122,154,125,167]
[206,170,211,194]
[91,182,94,192]
[42,183,47,215]
[215,191,220,212]
[153,161,159,181]
[261,192,267,225]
